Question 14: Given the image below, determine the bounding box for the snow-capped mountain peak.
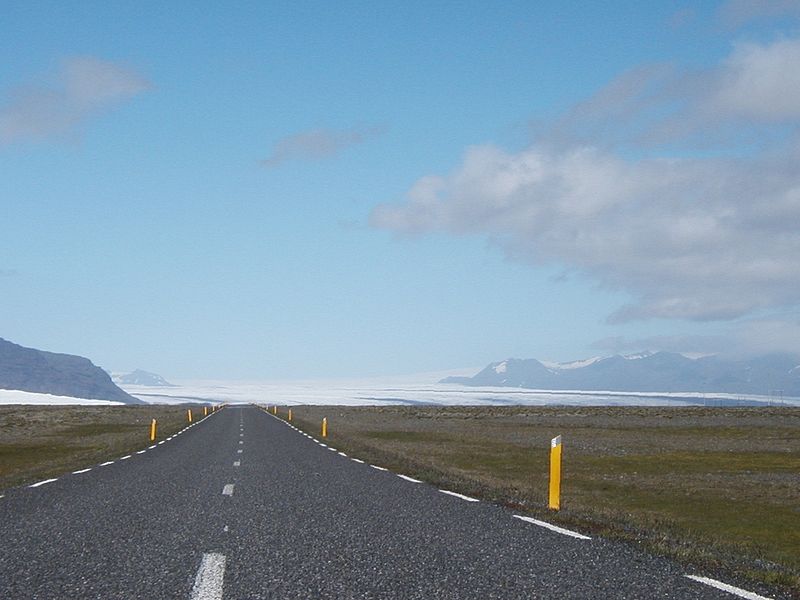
[540,356,602,370]
[622,351,656,360]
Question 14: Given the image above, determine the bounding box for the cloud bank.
[371,37,800,327]
[262,126,384,167]
[593,315,800,359]
[0,56,150,144]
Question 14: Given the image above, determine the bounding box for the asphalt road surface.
[0,405,787,599]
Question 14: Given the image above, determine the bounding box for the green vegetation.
[0,405,208,490]
[286,405,800,596]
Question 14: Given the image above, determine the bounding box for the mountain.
[441,351,800,397]
[0,338,142,403]
[113,370,173,387]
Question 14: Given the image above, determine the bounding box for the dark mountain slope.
[0,338,142,403]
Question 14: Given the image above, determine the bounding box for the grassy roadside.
[0,404,211,491]
[279,405,800,597]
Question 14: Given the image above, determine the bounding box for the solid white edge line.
[397,474,422,483]
[370,465,388,471]
[685,575,774,600]
[190,552,226,600]
[222,484,234,496]
[29,478,58,488]
[513,515,591,540]
[72,468,92,474]
[439,489,480,502]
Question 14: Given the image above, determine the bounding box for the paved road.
[0,405,786,599]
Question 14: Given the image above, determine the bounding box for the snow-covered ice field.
[0,389,123,406]
[120,378,800,407]
[2,377,798,407]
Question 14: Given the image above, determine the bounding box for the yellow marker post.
[204,406,208,417]
[288,409,293,422]
[187,409,193,423]
[322,417,328,438]
[549,435,562,511]
[273,406,277,415]
[150,418,157,441]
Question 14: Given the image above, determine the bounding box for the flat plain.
[286,405,800,595]
[0,404,207,490]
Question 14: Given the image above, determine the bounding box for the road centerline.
[190,552,226,600]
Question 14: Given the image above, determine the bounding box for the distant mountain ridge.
[0,338,141,403]
[113,370,173,387]
[441,351,800,397]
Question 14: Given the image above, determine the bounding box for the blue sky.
[2,1,800,379]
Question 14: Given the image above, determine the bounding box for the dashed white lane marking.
[149,444,157,449]
[72,468,92,474]
[397,474,422,483]
[351,458,365,464]
[136,450,147,454]
[328,447,337,452]
[222,484,235,496]
[513,515,591,540]
[100,461,115,466]
[370,465,388,471]
[233,461,240,467]
[158,441,165,445]
[120,455,132,460]
[439,489,480,503]
[237,449,243,454]
[685,575,773,600]
[319,443,327,447]
[223,525,229,532]
[29,478,58,488]
[238,441,243,445]
[190,552,226,600]
[338,451,348,457]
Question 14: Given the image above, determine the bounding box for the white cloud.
[708,38,800,121]
[547,37,800,148]
[717,0,800,29]
[372,36,800,329]
[592,314,800,359]
[261,125,384,167]
[0,56,150,145]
